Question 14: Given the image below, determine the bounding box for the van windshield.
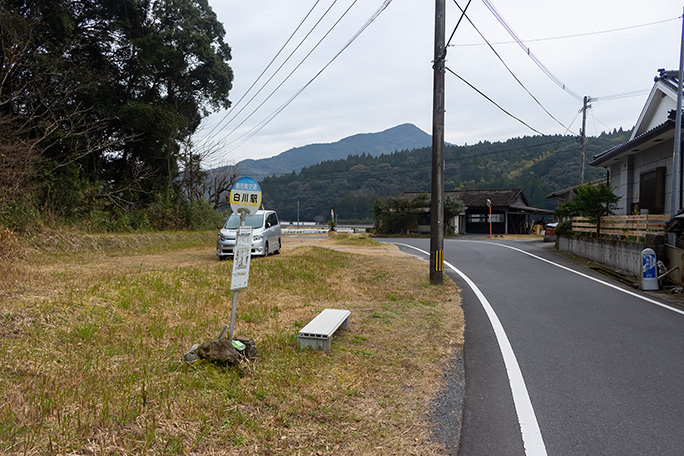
[224,214,264,229]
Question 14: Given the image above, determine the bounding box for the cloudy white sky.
[197,0,684,168]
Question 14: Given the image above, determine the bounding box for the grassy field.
[0,230,464,455]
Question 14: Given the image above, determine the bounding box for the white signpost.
[227,177,262,343]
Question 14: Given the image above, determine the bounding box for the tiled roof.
[404,188,527,207]
[447,188,526,207]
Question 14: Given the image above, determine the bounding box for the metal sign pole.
[228,209,247,342]
[487,198,492,237]
[229,290,238,342]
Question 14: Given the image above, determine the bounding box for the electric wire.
[445,0,472,49]
[216,0,360,151]
[590,110,613,132]
[480,0,653,130]
[202,0,344,147]
[446,66,545,135]
[481,0,583,101]
[220,0,395,156]
[451,16,681,47]
[453,0,572,132]
[590,89,650,102]
[200,0,324,141]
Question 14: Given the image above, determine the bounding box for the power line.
[446,66,545,135]
[220,0,395,157]
[201,0,345,147]
[201,0,326,141]
[590,89,650,102]
[451,16,681,47]
[453,0,572,132]
[218,0,361,152]
[481,0,583,101]
[445,0,472,49]
[221,0,360,151]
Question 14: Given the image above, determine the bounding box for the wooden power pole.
[430,0,446,284]
[579,96,590,185]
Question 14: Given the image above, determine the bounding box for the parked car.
[216,210,282,260]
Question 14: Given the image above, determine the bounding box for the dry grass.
[0,231,463,455]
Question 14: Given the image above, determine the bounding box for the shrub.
[553,220,574,236]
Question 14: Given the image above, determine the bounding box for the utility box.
[641,248,658,291]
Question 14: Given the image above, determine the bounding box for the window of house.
[639,167,666,214]
[468,214,487,223]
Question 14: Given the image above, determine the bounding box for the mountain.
[226,123,432,179]
[258,129,632,223]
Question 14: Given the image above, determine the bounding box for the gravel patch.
[430,349,465,455]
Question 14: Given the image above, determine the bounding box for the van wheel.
[264,241,269,256]
[274,238,281,254]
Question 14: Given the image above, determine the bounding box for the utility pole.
[579,96,590,185]
[669,9,684,246]
[430,0,446,285]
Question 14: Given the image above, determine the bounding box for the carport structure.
[452,188,552,235]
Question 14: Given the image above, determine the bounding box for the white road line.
[396,243,548,456]
[482,242,684,317]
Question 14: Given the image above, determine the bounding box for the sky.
[196,0,684,169]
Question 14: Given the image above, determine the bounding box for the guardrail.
[571,215,669,239]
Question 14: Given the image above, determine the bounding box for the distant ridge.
[216,123,432,179]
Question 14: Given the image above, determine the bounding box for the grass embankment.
[0,231,464,455]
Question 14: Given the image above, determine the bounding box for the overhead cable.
[445,0,472,49]
[446,66,545,136]
[218,0,361,150]
[452,16,681,47]
[200,0,324,141]
[481,0,583,101]
[201,0,342,146]
[221,0,395,156]
[590,89,650,102]
[453,1,572,132]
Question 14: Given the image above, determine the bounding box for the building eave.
[590,119,676,167]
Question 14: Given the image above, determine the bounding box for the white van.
[216,210,282,260]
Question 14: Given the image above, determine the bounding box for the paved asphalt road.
[386,238,684,456]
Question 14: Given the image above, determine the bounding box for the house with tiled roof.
[591,69,684,215]
[403,188,552,235]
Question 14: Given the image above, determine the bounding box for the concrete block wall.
[557,235,645,277]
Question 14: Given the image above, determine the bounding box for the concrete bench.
[297,309,350,352]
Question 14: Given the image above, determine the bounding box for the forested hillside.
[260,129,631,223]
[232,123,433,179]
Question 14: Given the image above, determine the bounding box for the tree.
[373,194,428,234]
[570,183,621,236]
[554,201,580,221]
[373,193,463,235]
[444,195,465,234]
[0,0,233,224]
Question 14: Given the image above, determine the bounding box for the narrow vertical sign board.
[231,225,253,291]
